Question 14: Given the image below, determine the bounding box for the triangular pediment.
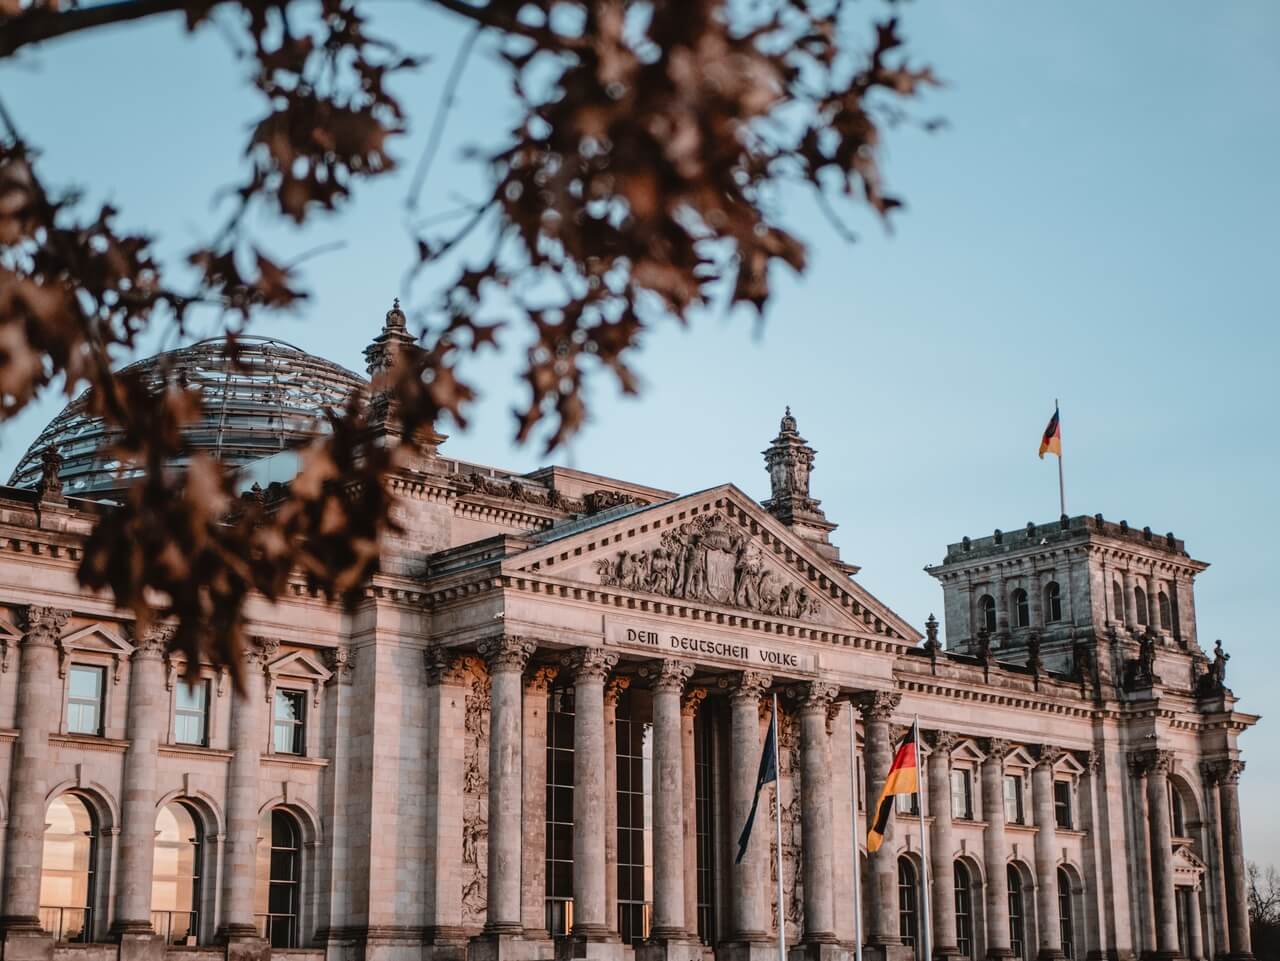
[505,484,919,641]
[59,623,134,657]
[267,650,333,683]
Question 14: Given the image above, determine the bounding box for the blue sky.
[3,3,1277,864]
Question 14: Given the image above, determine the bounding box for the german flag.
[1038,408,1062,460]
[867,722,919,854]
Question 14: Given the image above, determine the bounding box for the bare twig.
[406,22,481,213]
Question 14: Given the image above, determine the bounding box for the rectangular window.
[1054,780,1072,829]
[693,712,716,944]
[1004,774,1024,825]
[616,703,652,946]
[951,769,973,821]
[896,791,919,815]
[174,680,209,746]
[67,665,106,736]
[271,690,306,756]
[545,684,575,937]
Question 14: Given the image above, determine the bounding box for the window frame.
[1008,864,1027,961]
[260,809,302,948]
[1044,581,1062,623]
[978,594,997,634]
[1011,588,1030,629]
[951,767,974,821]
[172,678,211,747]
[1003,773,1025,825]
[151,800,203,945]
[39,792,99,943]
[897,857,919,951]
[271,688,308,757]
[66,663,108,737]
[953,861,974,959]
[1053,779,1073,830]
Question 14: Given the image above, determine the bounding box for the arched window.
[1044,582,1062,623]
[1134,586,1148,625]
[1112,582,1125,622]
[152,802,202,944]
[258,810,301,948]
[898,858,919,954]
[953,862,974,959]
[39,794,97,943]
[978,595,996,634]
[1012,589,1030,629]
[1007,865,1027,961]
[1057,868,1075,960]
[1158,591,1172,632]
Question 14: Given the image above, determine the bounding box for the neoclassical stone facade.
[0,310,1259,961]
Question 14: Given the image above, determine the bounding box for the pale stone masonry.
[0,306,1260,961]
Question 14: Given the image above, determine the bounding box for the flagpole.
[1055,398,1066,517]
[772,693,786,961]
[914,715,933,961]
[847,707,863,961]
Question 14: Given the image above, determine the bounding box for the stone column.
[681,689,707,941]
[1075,753,1106,958]
[1199,764,1231,959]
[1145,572,1160,632]
[1140,751,1180,959]
[0,606,69,938]
[423,650,477,948]
[1214,762,1252,960]
[926,732,959,960]
[979,740,1013,959]
[220,636,276,941]
[520,665,560,939]
[568,648,618,940]
[995,572,1011,641]
[112,627,171,936]
[1128,756,1158,953]
[1030,746,1065,960]
[648,660,693,943]
[477,636,536,937]
[603,676,629,937]
[1122,570,1138,630]
[855,691,901,949]
[797,683,839,949]
[1028,570,1043,629]
[728,672,773,944]
[1187,888,1205,961]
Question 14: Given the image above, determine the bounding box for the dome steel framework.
[8,336,367,499]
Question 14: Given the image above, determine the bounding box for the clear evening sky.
[3,3,1276,865]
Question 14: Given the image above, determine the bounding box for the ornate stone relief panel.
[461,661,491,927]
[768,709,803,941]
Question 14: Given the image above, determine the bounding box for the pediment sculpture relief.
[594,512,821,618]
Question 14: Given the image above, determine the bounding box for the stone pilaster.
[978,739,1013,961]
[926,731,960,961]
[603,675,629,937]
[220,636,277,944]
[1211,761,1253,960]
[566,648,618,944]
[112,626,172,938]
[477,636,536,936]
[1075,752,1108,960]
[521,665,560,940]
[1134,750,1179,959]
[680,689,707,942]
[855,690,901,950]
[1,606,69,949]
[796,683,838,954]
[1030,746,1065,961]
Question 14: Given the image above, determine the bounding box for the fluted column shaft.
[857,691,901,947]
[1200,769,1230,958]
[1130,764,1158,952]
[650,660,692,940]
[1216,764,1252,958]
[521,666,559,937]
[113,632,170,933]
[979,746,1013,959]
[729,672,771,942]
[221,638,273,938]
[681,690,705,940]
[570,649,617,937]
[1187,889,1204,961]
[1143,753,1179,957]
[799,684,838,944]
[927,734,958,955]
[479,636,535,935]
[1,607,68,930]
[1031,751,1064,960]
[603,676,628,936]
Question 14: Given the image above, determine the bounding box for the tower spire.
[362,297,446,453]
[762,407,840,562]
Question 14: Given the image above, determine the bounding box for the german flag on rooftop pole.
[866,721,919,854]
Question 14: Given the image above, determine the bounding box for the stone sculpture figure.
[1210,639,1230,688]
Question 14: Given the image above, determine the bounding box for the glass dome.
[8,336,367,499]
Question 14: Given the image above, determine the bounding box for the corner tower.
[761,407,841,565]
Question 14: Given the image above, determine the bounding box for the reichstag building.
[0,304,1258,961]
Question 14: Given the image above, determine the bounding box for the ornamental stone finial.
[36,447,65,503]
[855,689,901,721]
[564,647,617,681]
[651,659,694,694]
[729,670,772,703]
[681,687,708,718]
[478,636,536,673]
[21,606,69,648]
[762,406,825,527]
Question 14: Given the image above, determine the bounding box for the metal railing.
[39,906,91,943]
[150,910,199,945]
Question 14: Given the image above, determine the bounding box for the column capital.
[604,674,631,706]
[1079,749,1102,774]
[133,625,173,661]
[681,686,708,718]
[525,663,560,693]
[855,689,900,721]
[564,646,617,681]
[423,648,479,685]
[479,635,536,673]
[323,645,356,678]
[1130,747,1176,778]
[796,680,839,716]
[979,736,1013,761]
[1201,758,1244,785]
[1032,743,1067,769]
[20,605,69,647]
[648,658,694,694]
[247,635,281,665]
[926,729,960,755]
[728,669,772,703]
